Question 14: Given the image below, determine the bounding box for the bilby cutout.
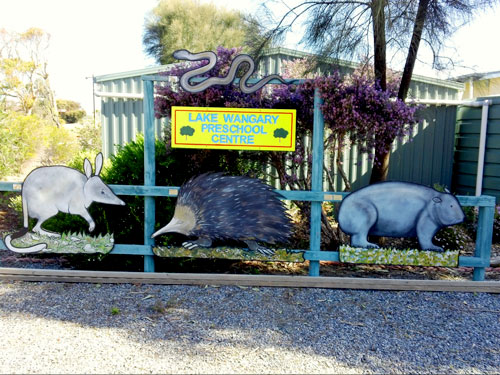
[3,153,125,253]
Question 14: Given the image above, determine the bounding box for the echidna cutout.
[152,173,293,255]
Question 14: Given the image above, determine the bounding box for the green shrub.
[40,125,79,166]
[57,99,86,124]
[433,225,471,251]
[75,117,102,152]
[460,205,500,244]
[0,111,45,178]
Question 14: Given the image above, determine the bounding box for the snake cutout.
[173,49,290,94]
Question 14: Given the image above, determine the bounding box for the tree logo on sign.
[180,125,195,140]
[273,128,288,143]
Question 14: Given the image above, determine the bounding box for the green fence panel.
[453,96,500,200]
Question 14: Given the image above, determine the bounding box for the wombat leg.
[245,240,276,256]
[182,237,212,250]
[416,216,444,252]
[350,234,379,249]
[419,241,444,252]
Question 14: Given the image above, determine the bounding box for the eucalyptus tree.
[143,0,267,65]
[257,0,498,183]
[0,27,59,126]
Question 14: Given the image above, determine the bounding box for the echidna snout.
[151,205,196,238]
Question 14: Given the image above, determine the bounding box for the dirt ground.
[1,192,499,281]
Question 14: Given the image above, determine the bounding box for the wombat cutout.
[338,181,465,252]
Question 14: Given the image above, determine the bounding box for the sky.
[1,0,499,113]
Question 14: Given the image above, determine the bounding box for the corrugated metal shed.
[95,65,174,158]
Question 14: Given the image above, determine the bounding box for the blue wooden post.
[309,88,325,276]
[473,204,495,281]
[143,78,156,272]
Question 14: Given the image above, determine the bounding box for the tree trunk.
[370,0,430,183]
[398,0,430,101]
[371,0,387,91]
[369,148,391,184]
[369,0,389,183]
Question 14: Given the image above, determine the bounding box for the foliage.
[0,111,45,178]
[74,116,102,152]
[143,0,264,64]
[281,57,318,79]
[433,225,471,251]
[0,111,96,180]
[314,71,418,165]
[57,99,86,124]
[155,46,419,188]
[110,307,120,315]
[461,204,500,245]
[40,124,79,166]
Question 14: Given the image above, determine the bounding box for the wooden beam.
[0,268,499,293]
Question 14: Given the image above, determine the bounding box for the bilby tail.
[4,227,47,253]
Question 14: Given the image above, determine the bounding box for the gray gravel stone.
[0,281,499,374]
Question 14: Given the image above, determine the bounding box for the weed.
[110,307,120,315]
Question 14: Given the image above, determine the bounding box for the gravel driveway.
[0,280,499,374]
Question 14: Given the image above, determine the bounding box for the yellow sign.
[171,106,296,151]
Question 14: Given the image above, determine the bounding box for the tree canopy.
[0,27,59,126]
[143,0,266,65]
[257,0,498,182]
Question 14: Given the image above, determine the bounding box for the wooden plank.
[0,182,22,191]
[110,185,179,196]
[457,195,496,207]
[473,205,495,281]
[105,185,348,202]
[0,268,499,293]
[278,190,347,202]
[111,244,153,256]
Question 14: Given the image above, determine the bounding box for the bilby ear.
[84,158,92,178]
[95,153,103,176]
[432,197,442,203]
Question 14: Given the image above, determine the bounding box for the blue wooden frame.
[0,74,496,281]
